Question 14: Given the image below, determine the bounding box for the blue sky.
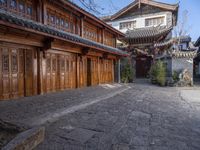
[74,0,200,41]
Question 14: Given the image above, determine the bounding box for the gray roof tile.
[0,10,128,56]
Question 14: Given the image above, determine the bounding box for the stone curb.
[2,127,45,150]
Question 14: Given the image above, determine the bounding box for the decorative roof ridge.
[0,9,128,56]
[171,50,197,58]
[103,0,179,21]
[125,25,172,39]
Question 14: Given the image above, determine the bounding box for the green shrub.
[121,59,134,83]
[149,60,166,86]
[172,71,179,82]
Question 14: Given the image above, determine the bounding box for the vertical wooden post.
[118,59,121,83]
[98,57,100,84]
[102,28,105,44]
[43,0,47,25]
[80,17,84,37]
[76,54,79,88]
[37,48,42,94]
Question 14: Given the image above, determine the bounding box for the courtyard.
[0,80,200,150]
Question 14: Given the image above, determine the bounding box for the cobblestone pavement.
[0,83,128,127]
[1,81,200,150]
[36,81,200,150]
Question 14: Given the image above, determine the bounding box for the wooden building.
[0,0,127,100]
[102,0,179,78]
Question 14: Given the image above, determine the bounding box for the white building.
[102,0,179,78]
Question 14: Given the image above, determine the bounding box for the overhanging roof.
[0,10,128,56]
[102,0,179,22]
[124,26,172,39]
[59,0,125,37]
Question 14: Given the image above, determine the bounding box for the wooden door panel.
[78,56,87,88]
[18,49,24,97]
[10,49,19,98]
[46,54,51,92]
[2,48,10,99]
[59,56,65,90]
[25,50,33,96]
[65,58,69,89]
[51,54,57,91]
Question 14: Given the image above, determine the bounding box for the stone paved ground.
[1,81,200,150]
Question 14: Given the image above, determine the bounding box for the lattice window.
[10,0,17,10]
[119,21,136,30]
[2,49,9,74]
[1,0,34,19]
[145,16,165,27]
[52,58,56,72]
[46,57,51,73]
[11,50,18,73]
[0,0,7,9]
[66,60,69,72]
[60,58,65,72]
[19,0,25,14]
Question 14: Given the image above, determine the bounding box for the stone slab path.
[0,81,200,150]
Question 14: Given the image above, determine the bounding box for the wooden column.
[118,59,121,83]
[43,0,47,25]
[80,17,84,37]
[102,28,105,44]
[98,57,100,84]
[37,48,42,94]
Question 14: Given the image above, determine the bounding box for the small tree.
[149,60,166,86]
[121,58,134,83]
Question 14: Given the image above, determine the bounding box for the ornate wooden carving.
[0,0,35,20]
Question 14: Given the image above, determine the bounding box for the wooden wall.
[0,43,38,100]
[0,42,116,100]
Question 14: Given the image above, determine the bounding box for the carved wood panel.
[77,56,87,88]
[1,48,10,99]
[0,46,35,100]
[24,49,34,96]
[44,52,77,93]
[0,0,35,20]
[99,58,114,84]
[10,49,19,98]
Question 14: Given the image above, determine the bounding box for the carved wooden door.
[78,56,87,88]
[59,55,65,90]
[87,58,91,86]
[1,48,10,99]
[46,53,51,92]
[24,49,34,96]
[46,53,57,92]
[10,49,19,98]
[69,56,76,89]
[65,57,69,89]
[51,54,57,91]
[0,48,25,99]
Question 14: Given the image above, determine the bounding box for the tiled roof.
[0,10,128,56]
[125,26,172,39]
[102,0,179,21]
[154,39,174,47]
[171,50,197,58]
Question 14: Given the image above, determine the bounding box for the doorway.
[87,58,92,86]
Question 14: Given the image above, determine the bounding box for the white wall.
[107,12,171,33]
